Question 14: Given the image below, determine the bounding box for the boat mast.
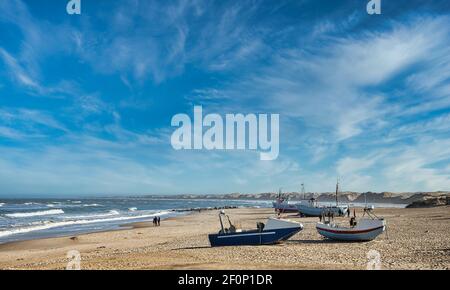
[335,178,339,206]
[301,183,305,199]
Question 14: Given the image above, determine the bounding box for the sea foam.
[4,209,65,218]
[67,210,120,219]
[0,211,171,238]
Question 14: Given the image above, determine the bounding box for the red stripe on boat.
[317,226,384,235]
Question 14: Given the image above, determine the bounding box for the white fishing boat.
[296,181,348,217]
[296,199,348,217]
[316,207,386,241]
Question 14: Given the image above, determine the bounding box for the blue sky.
[0,0,449,196]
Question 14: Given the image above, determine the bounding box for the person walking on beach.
[157,216,161,226]
[153,216,157,227]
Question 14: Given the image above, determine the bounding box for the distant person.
[157,216,161,226]
[153,216,157,227]
[347,208,351,218]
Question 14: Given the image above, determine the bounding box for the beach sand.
[0,206,449,270]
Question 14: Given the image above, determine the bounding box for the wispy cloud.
[0,48,43,93]
[0,108,68,136]
[70,0,273,83]
[0,1,449,195]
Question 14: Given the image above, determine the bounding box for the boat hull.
[209,226,302,247]
[272,202,298,213]
[316,220,385,241]
[296,204,347,217]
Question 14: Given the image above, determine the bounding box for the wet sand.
[0,206,449,270]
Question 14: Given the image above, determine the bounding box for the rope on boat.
[385,222,389,240]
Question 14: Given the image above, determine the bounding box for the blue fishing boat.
[272,188,298,213]
[208,211,303,247]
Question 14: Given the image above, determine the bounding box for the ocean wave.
[0,203,4,207]
[9,220,52,228]
[128,207,137,212]
[67,210,120,219]
[4,209,65,218]
[23,202,42,206]
[83,204,102,207]
[0,211,171,238]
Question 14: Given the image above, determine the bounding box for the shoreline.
[0,205,240,245]
[0,202,406,246]
[0,206,449,270]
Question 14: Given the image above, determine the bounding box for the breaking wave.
[4,209,65,218]
[0,211,171,238]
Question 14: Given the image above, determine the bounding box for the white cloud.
[381,139,450,191]
[182,15,450,192]
[333,136,450,192]
[389,113,450,140]
[0,126,26,140]
[70,0,270,83]
[0,145,172,195]
[337,156,378,176]
[0,108,68,134]
[193,15,450,150]
[0,0,78,86]
[0,48,42,93]
[1,1,449,194]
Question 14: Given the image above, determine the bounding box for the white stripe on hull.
[217,232,276,239]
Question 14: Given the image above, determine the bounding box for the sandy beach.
[0,206,449,270]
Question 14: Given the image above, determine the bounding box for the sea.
[0,197,274,244]
[0,197,407,244]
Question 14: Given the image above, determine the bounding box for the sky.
[0,0,449,197]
